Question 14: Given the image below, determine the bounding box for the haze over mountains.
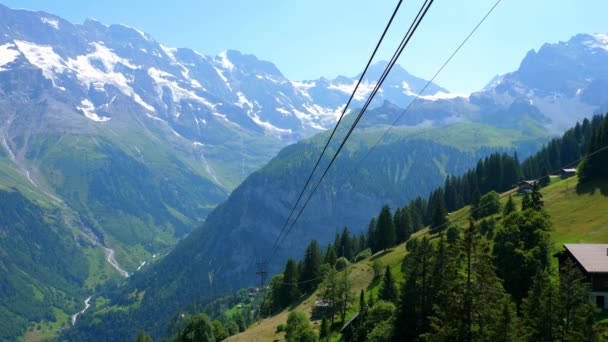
[2,3,608,340]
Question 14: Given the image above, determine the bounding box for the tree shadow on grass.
[575,180,608,197]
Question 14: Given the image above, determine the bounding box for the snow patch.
[148,67,216,108]
[41,17,59,29]
[328,80,375,101]
[160,44,178,62]
[291,80,316,89]
[235,91,253,108]
[248,111,293,135]
[14,40,66,80]
[120,24,152,41]
[77,99,111,122]
[418,91,470,101]
[586,33,608,51]
[213,66,232,91]
[217,51,235,72]
[0,43,20,71]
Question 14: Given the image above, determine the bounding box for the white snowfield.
[0,43,20,71]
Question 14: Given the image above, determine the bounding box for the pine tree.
[378,265,398,303]
[319,267,338,324]
[324,244,337,267]
[319,318,330,341]
[559,258,597,340]
[282,258,300,305]
[340,227,352,261]
[503,195,516,216]
[521,193,532,211]
[470,186,481,220]
[430,189,448,232]
[338,267,354,323]
[299,240,323,293]
[376,205,396,251]
[427,220,510,341]
[394,208,411,243]
[531,183,544,211]
[367,218,377,253]
[395,237,434,340]
[579,115,608,183]
[357,233,366,255]
[521,271,559,341]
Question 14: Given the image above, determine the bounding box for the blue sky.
[2,0,607,93]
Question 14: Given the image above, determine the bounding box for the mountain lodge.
[558,243,608,309]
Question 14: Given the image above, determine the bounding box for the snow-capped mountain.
[0,3,454,281]
[0,4,450,143]
[471,33,608,132]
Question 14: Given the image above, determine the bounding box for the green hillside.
[65,120,549,340]
[228,176,608,341]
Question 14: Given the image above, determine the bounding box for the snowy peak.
[0,4,448,139]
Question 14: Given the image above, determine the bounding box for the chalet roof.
[562,168,577,173]
[564,244,608,273]
[519,180,537,186]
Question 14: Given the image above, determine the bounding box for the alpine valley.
[2,3,608,341]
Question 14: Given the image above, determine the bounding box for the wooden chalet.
[517,180,537,195]
[561,168,577,179]
[558,244,608,309]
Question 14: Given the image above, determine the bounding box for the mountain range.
[2,3,608,340]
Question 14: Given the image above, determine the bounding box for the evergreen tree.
[367,218,377,253]
[319,267,338,324]
[376,205,396,251]
[338,267,355,323]
[426,220,511,341]
[282,258,300,305]
[299,240,323,293]
[394,207,412,243]
[357,233,366,255]
[503,195,516,216]
[378,266,398,303]
[493,210,552,303]
[430,189,448,232]
[521,193,532,211]
[521,271,559,342]
[579,115,608,183]
[559,258,598,340]
[340,227,352,261]
[359,289,366,313]
[324,245,337,267]
[470,187,481,220]
[531,183,544,211]
[395,237,434,340]
[319,318,330,341]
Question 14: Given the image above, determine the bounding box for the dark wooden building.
[561,168,577,179]
[558,244,608,309]
[517,180,537,195]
